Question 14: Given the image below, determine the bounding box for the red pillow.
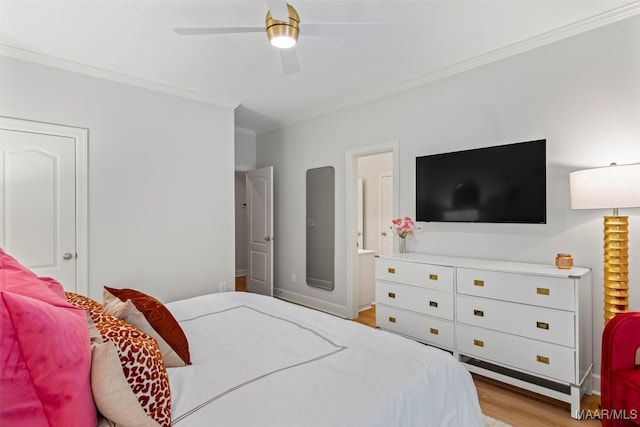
[104,286,191,365]
[0,248,96,427]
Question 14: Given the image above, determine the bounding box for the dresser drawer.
[456,295,575,346]
[376,282,454,320]
[377,305,454,350]
[376,258,454,292]
[457,268,575,310]
[456,324,576,383]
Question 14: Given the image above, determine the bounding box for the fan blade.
[266,0,289,22]
[279,49,300,75]
[174,27,264,35]
[301,23,392,39]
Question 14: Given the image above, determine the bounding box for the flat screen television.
[416,139,546,223]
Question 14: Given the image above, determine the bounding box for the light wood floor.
[235,277,601,426]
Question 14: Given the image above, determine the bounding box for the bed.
[0,247,483,427]
[165,292,484,427]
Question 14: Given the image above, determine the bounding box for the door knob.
[265,236,275,242]
[63,252,73,260]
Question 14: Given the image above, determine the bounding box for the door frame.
[0,116,88,295]
[345,141,399,319]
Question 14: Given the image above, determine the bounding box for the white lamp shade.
[570,163,640,210]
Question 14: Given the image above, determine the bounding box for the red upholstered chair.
[601,312,640,426]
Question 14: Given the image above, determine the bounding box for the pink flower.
[391,217,414,238]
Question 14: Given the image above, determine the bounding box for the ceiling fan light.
[268,26,298,48]
[266,3,300,49]
[270,35,297,48]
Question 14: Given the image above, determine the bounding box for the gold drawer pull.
[473,309,484,317]
[536,355,550,364]
[429,274,438,281]
[388,316,396,323]
[474,279,484,287]
[473,339,484,347]
[536,287,550,296]
[388,292,396,299]
[430,328,439,335]
[388,267,396,274]
[536,321,549,330]
[429,300,438,308]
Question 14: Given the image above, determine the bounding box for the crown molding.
[258,1,640,135]
[1,1,638,136]
[0,44,239,111]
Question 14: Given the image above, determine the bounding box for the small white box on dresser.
[375,253,592,419]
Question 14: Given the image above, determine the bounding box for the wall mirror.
[306,166,335,290]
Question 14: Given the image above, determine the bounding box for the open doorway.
[355,153,393,319]
[357,154,394,257]
[235,170,248,285]
[346,142,398,319]
[234,167,274,296]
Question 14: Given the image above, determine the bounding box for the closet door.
[0,126,76,289]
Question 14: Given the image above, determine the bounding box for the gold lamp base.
[603,215,629,323]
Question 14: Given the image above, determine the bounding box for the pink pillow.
[0,248,97,427]
[38,276,67,299]
[0,249,63,305]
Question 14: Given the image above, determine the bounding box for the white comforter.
[166,292,483,427]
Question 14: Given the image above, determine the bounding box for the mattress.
[166,292,484,427]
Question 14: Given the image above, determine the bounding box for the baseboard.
[235,270,247,277]
[591,373,601,395]
[359,303,373,312]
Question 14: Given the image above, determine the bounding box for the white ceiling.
[1,1,638,133]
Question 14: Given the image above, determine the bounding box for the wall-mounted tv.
[416,140,546,224]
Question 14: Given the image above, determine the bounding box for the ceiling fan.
[173,1,392,75]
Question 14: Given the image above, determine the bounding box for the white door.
[379,173,394,256]
[0,127,77,289]
[246,166,273,296]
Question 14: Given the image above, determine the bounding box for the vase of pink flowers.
[392,216,414,254]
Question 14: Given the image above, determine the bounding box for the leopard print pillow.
[65,291,103,314]
[91,310,172,427]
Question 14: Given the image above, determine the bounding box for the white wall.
[0,55,236,303]
[235,128,257,171]
[257,16,640,385]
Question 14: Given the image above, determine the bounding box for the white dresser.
[375,253,592,419]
